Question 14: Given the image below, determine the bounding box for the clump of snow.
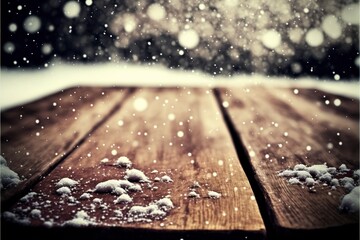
[155,197,174,211]
[30,209,41,219]
[339,186,359,213]
[305,178,315,186]
[125,169,150,182]
[114,194,133,204]
[55,178,78,188]
[208,191,221,199]
[114,156,132,168]
[0,155,21,189]
[128,197,173,221]
[63,210,95,227]
[339,164,350,172]
[288,177,301,185]
[79,192,92,200]
[307,164,328,177]
[188,191,200,198]
[56,186,71,195]
[279,163,359,213]
[296,170,312,181]
[293,164,307,171]
[95,179,121,193]
[20,192,37,202]
[2,211,30,225]
[100,158,109,163]
[278,169,296,177]
[161,175,173,183]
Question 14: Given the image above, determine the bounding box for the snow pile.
[339,186,360,213]
[114,194,133,204]
[278,163,360,212]
[125,169,150,182]
[56,186,71,195]
[114,156,132,168]
[20,192,37,202]
[128,197,174,222]
[55,178,79,188]
[63,210,96,227]
[208,191,222,199]
[0,155,21,189]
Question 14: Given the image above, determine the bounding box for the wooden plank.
[218,86,359,240]
[3,88,265,240]
[1,87,130,207]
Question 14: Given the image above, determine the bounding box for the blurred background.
[1,0,359,79]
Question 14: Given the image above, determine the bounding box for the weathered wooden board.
[1,87,130,207]
[2,88,265,240]
[218,87,359,240]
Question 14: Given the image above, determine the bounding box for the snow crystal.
[55,178,78,188]
[114,156,132,168]
[208,191,221,199]
[188,191,200,198]
[0,155,21,189]
[63,1,81,19]
[261,29,282,49]
[178,29,200,49]
[305,28,324,47]
[79,193,92,200]
[161,175,173,183]
[339,186,359,213]
[147,3,166,21]
[30,209,41,219]
[20,192,37,202]
[114,194,132,204]
[56,186,71,195]
[23,16,41,33]
[125,169,150,182]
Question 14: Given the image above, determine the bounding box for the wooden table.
[1,86,358,240]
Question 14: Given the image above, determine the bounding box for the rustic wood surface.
[1,87,130,207]
[2,88,265,240]
[218,86,359,239]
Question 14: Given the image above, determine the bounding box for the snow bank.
[1,63,358,110]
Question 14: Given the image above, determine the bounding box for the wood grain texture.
[3,88,265,240]
[218,87,359,239]
[1,87,129,207]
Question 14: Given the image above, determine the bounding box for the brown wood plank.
[218,86,359,240]
[3,88,265,240]
[1,87,130,207]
